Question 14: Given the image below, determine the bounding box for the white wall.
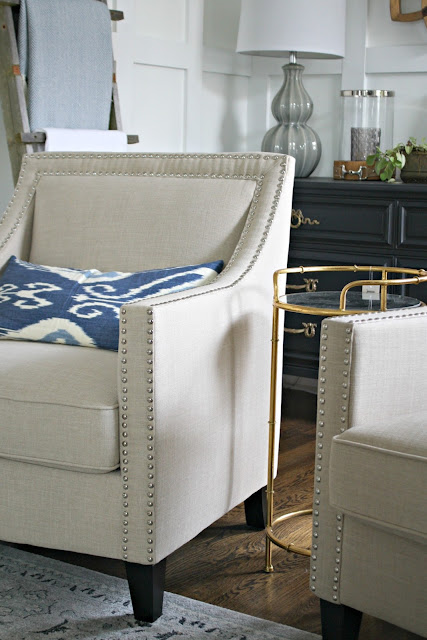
[1,0,426,208]
[90,0,427,173]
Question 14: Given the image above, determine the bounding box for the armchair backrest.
[0,153,294,274]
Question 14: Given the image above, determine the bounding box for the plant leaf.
[383,164,394,181]
[375,158,387,173]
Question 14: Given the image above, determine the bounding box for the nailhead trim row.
[0,162,40,251]
[145,308,155,562]
[310,322,352,600]
[119,306,158,562]
[120,308,129,560]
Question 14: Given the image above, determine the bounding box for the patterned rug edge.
[0,542,320,640]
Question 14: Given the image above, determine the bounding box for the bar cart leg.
[265,304,281,573]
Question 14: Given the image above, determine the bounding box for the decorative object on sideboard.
[367,137,427,183]
[334,90,394,181]
[401,148,427,183]
[236,0,346,178]
[390,0,427,28]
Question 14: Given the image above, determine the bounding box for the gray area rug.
[0,543,320,640]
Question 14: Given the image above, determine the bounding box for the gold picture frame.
[390,0,427,27]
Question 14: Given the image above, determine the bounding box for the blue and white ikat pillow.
[0,256,223,351]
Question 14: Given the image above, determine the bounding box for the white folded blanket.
[43,128,128,152]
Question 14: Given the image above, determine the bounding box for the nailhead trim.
[120,310,129,559]
[0,165,40,251]
[310,321,354,601]
[327,325,352,599]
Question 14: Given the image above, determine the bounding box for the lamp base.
[262,123,321,178]
[262,62,321,178]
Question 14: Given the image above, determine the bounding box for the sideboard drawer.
[286,249,393,293]
[398,201,427,250]
[291,194,394,247]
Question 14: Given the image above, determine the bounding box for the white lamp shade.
[237,0,346,59]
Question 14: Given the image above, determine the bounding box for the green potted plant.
[367,137,427,183]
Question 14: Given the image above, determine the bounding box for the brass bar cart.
[265,265,427,572]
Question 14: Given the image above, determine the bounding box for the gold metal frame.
[390,0,427,28]
[265,265,427,571]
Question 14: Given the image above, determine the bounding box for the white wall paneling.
[134,0,187,42]
[203,0,241,51]
[366,45,427,74]
[368,72,427,144]
[341,0,368,89]
[131,64,186,152]
[103,0,427,172]
[113,0,203,152]
[202,72,249,152]
[201,47,251,152]
[1,0,427,201]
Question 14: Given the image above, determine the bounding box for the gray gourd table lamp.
[237,0,346,177]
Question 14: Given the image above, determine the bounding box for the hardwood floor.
[12,388,422,639]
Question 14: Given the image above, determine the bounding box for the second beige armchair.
[311,308,427,639]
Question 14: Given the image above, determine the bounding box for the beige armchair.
[311,309,427,639]
[0,151,294,621]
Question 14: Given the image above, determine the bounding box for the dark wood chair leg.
[125,558,167,622]
[244,486,267,529]
[320,598,362,640]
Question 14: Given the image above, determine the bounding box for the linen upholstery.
[330,418,427,541]
[311,308,427,637]
[0,459,124,558]
[0,152,295,568]
[0,340,119,472]
[30,175,256,272]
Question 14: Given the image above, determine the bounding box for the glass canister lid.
[341,89,395,97]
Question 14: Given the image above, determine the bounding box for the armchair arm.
[111,150,294,565]
[310,307,427,603]
[117,261,283,565]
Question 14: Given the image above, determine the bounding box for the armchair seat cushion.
[0,341,119,473]
[329,416,427,542]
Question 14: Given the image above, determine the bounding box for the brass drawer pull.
[286,278,319,292]
[291,209,320,229]
[284,322,317,338]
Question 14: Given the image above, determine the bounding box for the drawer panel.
[398,200,427,250]
[285,249,393,293]
[290,194,394,247]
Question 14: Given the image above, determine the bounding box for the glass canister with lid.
[339,89,395,162]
